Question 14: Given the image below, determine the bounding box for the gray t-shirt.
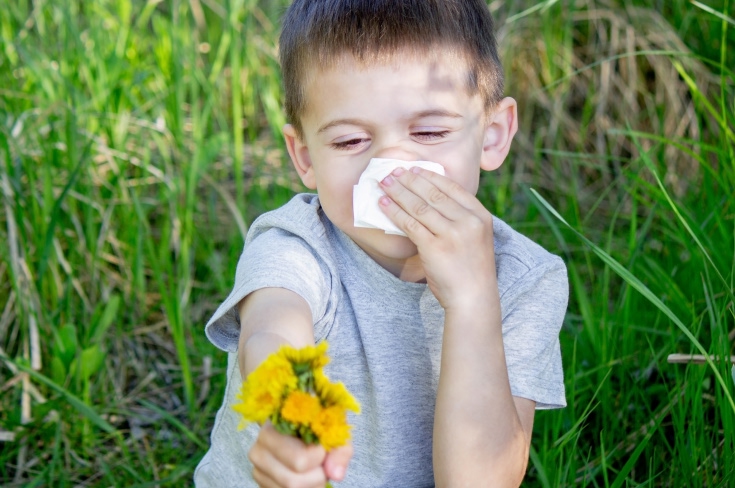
[194,193,567,487]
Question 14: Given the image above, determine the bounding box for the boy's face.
[284,50,514,276]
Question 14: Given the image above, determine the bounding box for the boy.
[195,1,568,487]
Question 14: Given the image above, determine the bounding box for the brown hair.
[279,0,505,137]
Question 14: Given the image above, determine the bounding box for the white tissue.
[353,158,445,236]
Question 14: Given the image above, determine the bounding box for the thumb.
[323,443,353,482]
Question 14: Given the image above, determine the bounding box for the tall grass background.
[0,0,733,485]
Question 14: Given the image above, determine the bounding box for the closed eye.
[412,130,450,142]
[330,138,370,150]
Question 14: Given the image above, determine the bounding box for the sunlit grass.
[0,0,733,485]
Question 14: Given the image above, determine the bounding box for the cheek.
[465,178,480,195]
[316,161,365,193]
[314,174,359,219]
[441,162,481,195]
[317,173,358,196]
[456,174,480,195]
[431,139,484,192]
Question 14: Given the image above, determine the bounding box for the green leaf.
[50,356,67,386]
[79,345,105,380]
[273,418,296,437]
[300,426,317,445]
[90,294,121,344]
[293,363,310,376]
[53,324,78,369]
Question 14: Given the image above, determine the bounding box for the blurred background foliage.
[0,0,733,485]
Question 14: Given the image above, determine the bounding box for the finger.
[252,465,279,488]
[323,443,354,481]
[410,167,488,214]
[378,192,435,241]
[395,167,468,221]
[260,423,327,473]
[251,448,327,488]
[379,174,449,237]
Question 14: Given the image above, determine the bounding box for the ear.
[283,124,317,189]
[480,97,518,172]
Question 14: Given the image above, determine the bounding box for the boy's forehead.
[305,46,470,82]
[296,49,490,134]
[300,47,476,105]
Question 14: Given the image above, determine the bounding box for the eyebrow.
[317,109,463,134]
[412,109,464,120]
[317,118,371,134]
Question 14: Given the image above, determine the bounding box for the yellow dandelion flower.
[311,406,352,450]
[232,353,297,426]
[232,386,279,426]
[314,369,361,413]
[281,390,323,426]
[278,341,330,370]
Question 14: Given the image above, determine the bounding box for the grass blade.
[35,135,92,290]
[137,399,208,449]
[690,1,735,26]
[631,133,734,303]
[530,189,735,415]
[1,352,116,434]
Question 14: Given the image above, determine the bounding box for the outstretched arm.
[238,288,352,487]
[379,166,535,487]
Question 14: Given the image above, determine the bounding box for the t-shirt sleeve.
[204,228,332,353]
[500,257,568,409]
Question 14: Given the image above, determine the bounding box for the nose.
[372,141,421,162]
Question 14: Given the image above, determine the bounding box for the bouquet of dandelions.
[233,341,360,464]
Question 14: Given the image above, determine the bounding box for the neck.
[366,249,427,283]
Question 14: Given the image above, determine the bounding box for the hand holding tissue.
[353,158,445,237]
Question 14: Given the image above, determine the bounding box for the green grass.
[1,0,733,485]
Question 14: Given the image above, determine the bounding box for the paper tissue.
[353,158,445,236]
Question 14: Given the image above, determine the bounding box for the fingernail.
[333,466,345,480]
[410,166,421,174]
[392,167,405,176]
[381,175,394,186]
[379,196,391,206]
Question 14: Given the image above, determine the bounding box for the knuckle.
[471,216,484,230]
[291,448,319,473]
[291,455,307,473]
[413,202,431,216]
[447,179,464,195]
[464,214,484,233]
[428,187,446,204]
[405,217,422,234]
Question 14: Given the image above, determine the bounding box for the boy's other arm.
[237,288,352,487]
[435,303,536,487]
[379,168,534,487]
